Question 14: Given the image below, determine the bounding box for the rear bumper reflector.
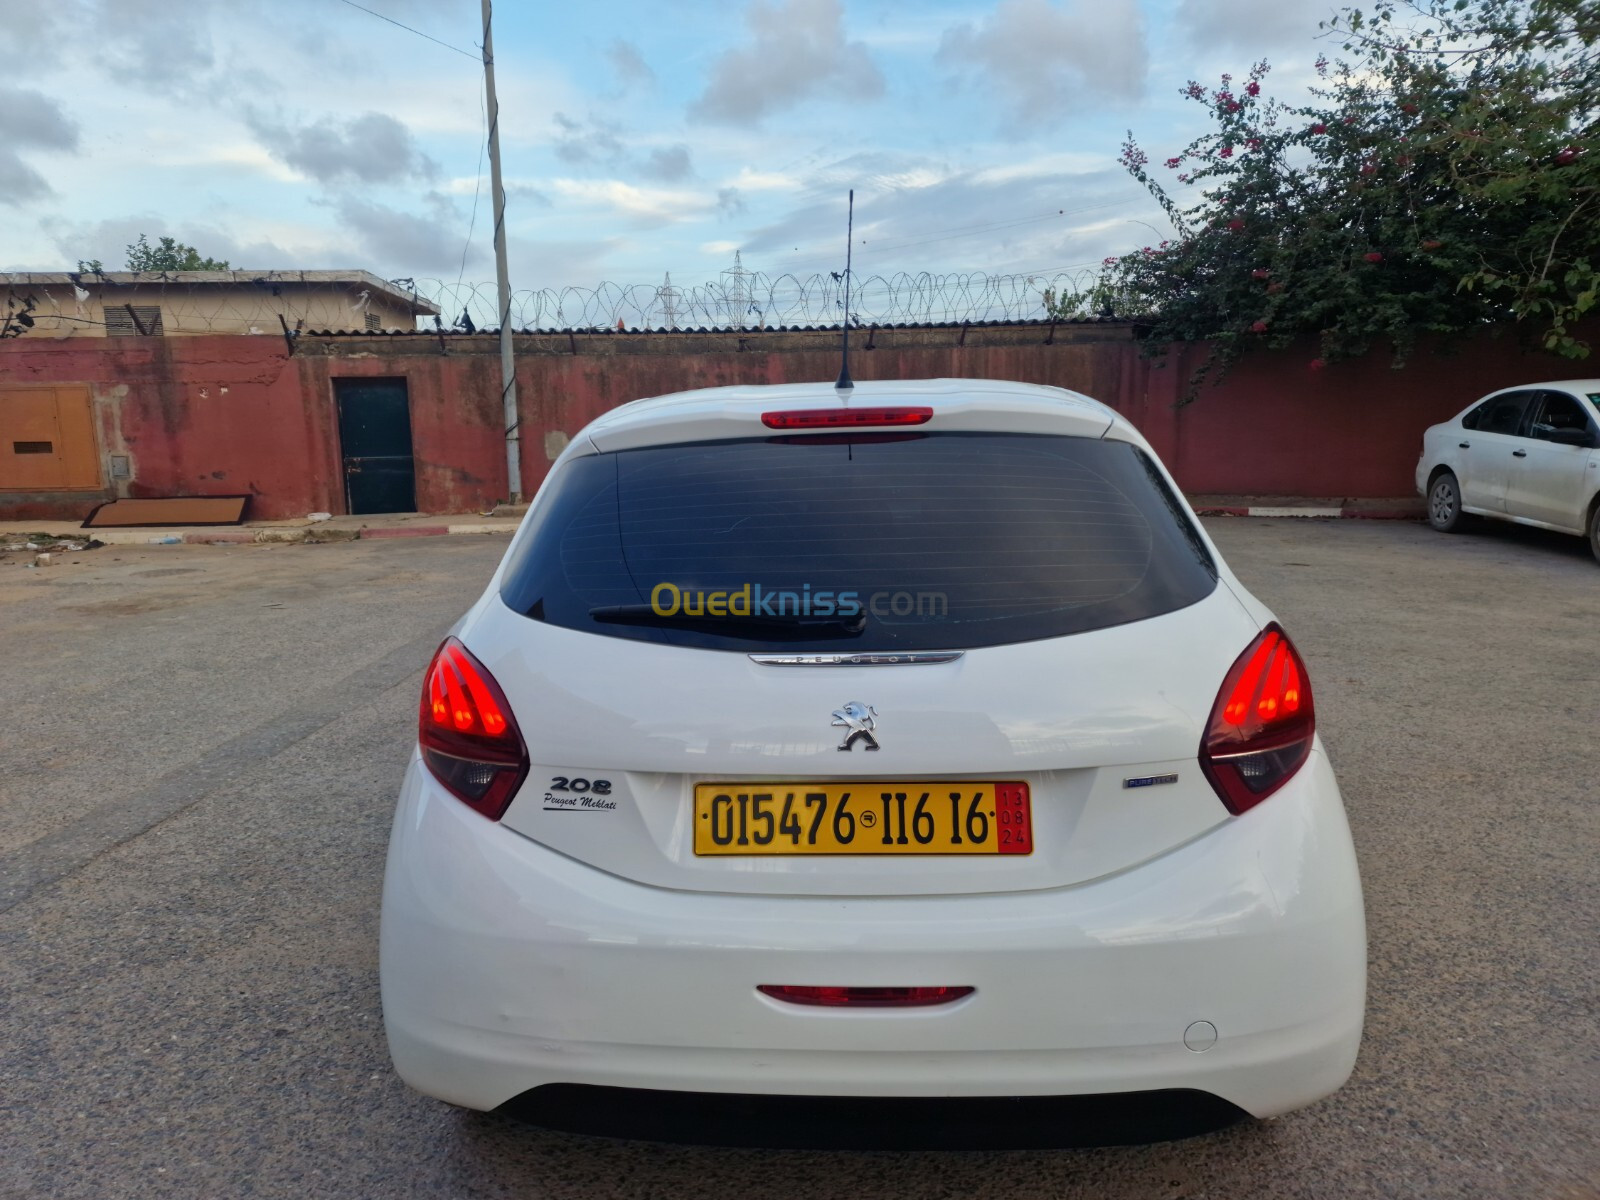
[757,985,975,1008]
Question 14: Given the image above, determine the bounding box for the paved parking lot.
[1,518,1595,1199]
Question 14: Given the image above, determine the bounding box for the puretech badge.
[831,702,880,751]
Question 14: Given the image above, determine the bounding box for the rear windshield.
[499,432,1217,651]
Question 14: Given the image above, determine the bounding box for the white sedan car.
[1417,381,1600,561]
[380,378,1367,1147]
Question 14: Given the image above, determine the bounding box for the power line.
[334,0,480,60]
[456,93,488,298]
[331,1,484,315]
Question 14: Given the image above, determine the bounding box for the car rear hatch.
[467,390,1262,897]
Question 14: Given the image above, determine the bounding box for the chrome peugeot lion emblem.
[831,701,880,751]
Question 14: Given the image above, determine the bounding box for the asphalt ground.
[0,519,1595,1199]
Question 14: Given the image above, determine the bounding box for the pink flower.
[1314,54,1329,76]
[1421,239,1442,250]
[1309,358,1326,371]
[1226,101,1241,113]
[1400,102,1418,114]
[1364,251,1384,263]
[1245,81,1260,96]
[1184,81,1206,99]
[1165,156,1182,168]
[1556,147,1580,164]
[1246,138,1262,151]
[1177,174,1190,183]
[1251,268,1271,279]
[1227,218,1246,231]
[1310,122,1327,134]
[1220,145,1235,158]
[1102,256,1118,265]
[1250,320,1269,333]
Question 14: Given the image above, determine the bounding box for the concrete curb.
[1192,505,1422,520]
[51,523,519,547]
[357,525,452,540]
[43,504,1421,550]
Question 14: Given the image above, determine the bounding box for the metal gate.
[334,378,415,514]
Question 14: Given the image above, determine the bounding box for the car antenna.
[835,189,854,401]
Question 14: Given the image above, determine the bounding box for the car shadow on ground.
[1445,516,1595,564]
[440,1106,1289,1200]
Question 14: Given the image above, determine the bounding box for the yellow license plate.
[692,782,1032,856]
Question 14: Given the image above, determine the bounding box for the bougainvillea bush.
[1052,0,1600,398]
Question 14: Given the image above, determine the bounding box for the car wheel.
[1589,503,1600,564]
[1427,472,1465,532]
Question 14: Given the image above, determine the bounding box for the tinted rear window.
[500,433,1217,651]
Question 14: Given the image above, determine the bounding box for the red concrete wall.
[0,336,328,521]
[0,336,512,520]
[506,335,1137,500]
[3,323,1593,521]
[502,328,1589,501]
[1161,333,1594,497]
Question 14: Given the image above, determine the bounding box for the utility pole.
[481,0,521,503]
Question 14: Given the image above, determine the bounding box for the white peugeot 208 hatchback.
[380,378,1366,1147]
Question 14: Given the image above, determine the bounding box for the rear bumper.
[380,748,1365,1121]
[495,1084,1249,1149]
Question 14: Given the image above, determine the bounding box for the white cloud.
[734,148,1155,282]
[727,168,803,192]
[938,0,1149,116]
[606,39,655,89]
[246,111,439,187]
[970,151,1113,185]
[550,179,716,225]
[92,0,219,96]
[192,144,314,185]
[40,214,327,273]
[0,86,79,205]
[332,192,481,275]
[1176,0,1340,52]
[505,235,630,292]
[552,112,626,167]
[640,146,694,182]
[691,0,885,126]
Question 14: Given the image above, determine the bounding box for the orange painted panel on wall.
[0,387,101,490]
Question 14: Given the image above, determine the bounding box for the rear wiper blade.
[588,603,866,638]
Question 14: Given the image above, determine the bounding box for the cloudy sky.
[0,0,1345,319]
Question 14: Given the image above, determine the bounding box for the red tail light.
[418,637,529,820]
[761,406,933,429]
[757,985,975,1008]
[1199,624,1316,815]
